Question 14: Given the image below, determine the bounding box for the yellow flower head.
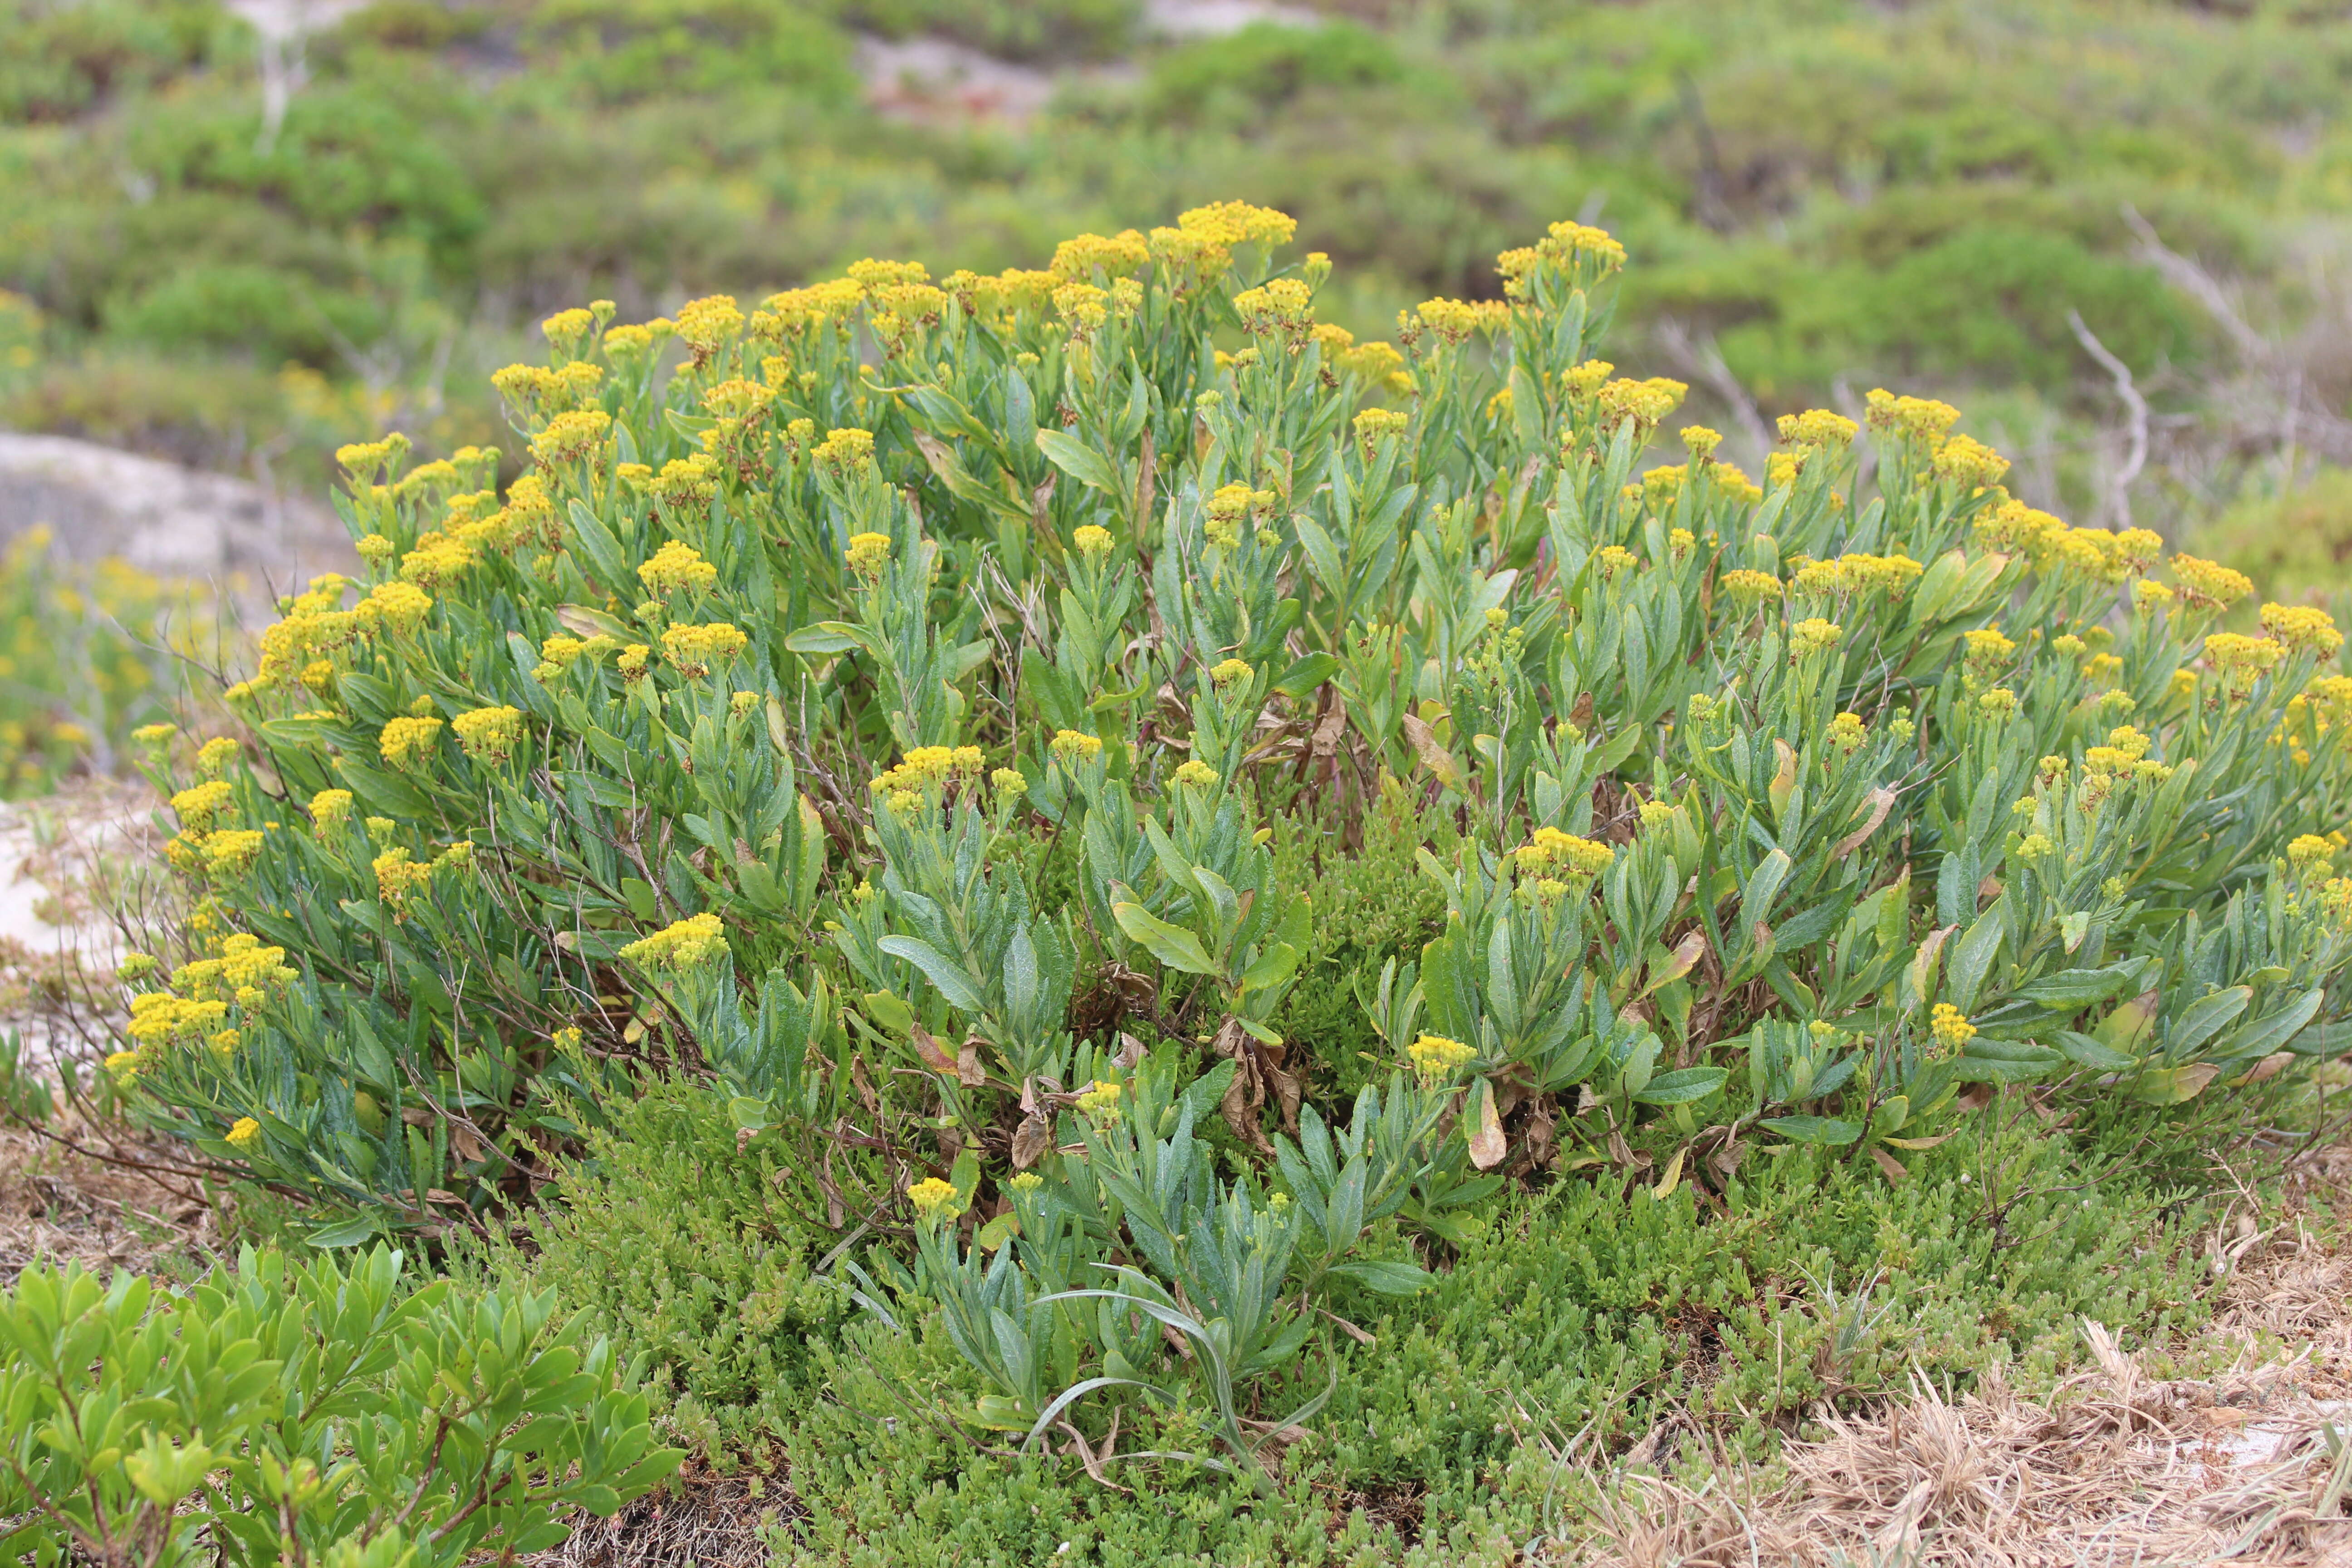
[661,622,749,678]
[2172,554,2253,612]
[1209,657,1254,691]
[907,1176,961,1220]
[2204,632,2284,694]
[1049,729,1104,768]
[1173,759,1218,789]
[1720,568,1781,606]
[451,705,527,764]
[1072,524,1114,559]
[1930,434,2009,490]
[1929,1003,1973,1056]
[171,780,235,832]
[638,539,718,599]
[379,715,444,772]
[1791,617,1843,657]
[1073,1079,1124,1122]
[2288,833,2337,872]
[1828,711,1868,752]
[1777,409,1859,449]
[2260,603,2344,655]
[195,736,240,778]
[1516,826,1614,879]
[845,531,892,578]
[620,911,729,970]
[814,427,876,475]
[1864,389,1962,446]
[1406,1033,1476,1085]
[225,1117,261,1150]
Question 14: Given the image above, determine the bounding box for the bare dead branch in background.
[1654,319,1775,468]
[2067,309,2150,531]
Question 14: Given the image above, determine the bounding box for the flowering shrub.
[116,205,2352,1480]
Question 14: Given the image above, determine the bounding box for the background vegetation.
[4,0,2352,529]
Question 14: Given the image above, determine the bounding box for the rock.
[0,432,354,602]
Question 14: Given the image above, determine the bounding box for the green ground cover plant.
[60,201,2350,1556]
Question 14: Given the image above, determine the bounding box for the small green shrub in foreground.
[0,1245,680,1568]
[95,201,2352,1535]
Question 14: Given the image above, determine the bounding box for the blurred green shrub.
[2194,467,2352,607]
[0,530,199,796]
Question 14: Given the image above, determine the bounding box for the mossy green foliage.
[782,1114,2211,1565]
[467,1074,851,1463]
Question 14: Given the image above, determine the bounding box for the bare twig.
[2066,309,2150,530]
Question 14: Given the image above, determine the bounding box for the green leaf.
[1326,1259,1433,1296]
[2054,1030,2137,1070]
[1762,1115,1862,1147]
[1110,902,1216,975]
[1273,652,1341,699]
[876,937,988,1013]
[783,622,867,656]
[1632,1066,1727,1106]
[2166,985,2252,1058]
[1034,428,1124,497]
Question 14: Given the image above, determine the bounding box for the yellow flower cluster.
[1791,617,1843,656]
[1495,220,1627,300]
[379,715,443,771]
[2288,833,2337,872]
[172,779,235,831]
[2173,554,2253,611]
[1791,552,1923,598]
[1406,1033,1476,1084]
[620,910,729,970]
[1928,1003,1973,1057]
[1516,826,1615,879]
[452,705,526,763]
[1594,377,1687,436]
[2204,632,2284,695]
[1232,278,1315,338]
[1406,297,1507,344]
[1865,389,1961,446]
[1720,568,1782,605]
[310,788,353,830]
[1929,433,2009,490]
[676,294,745,366]
[1777,409,1859,448]
[1828,711,1868,752]
[845,530,892,578]
[1205,483,1275,549]
[870,746,985,808]
[662,622,749,678]
[638,540,718,600]
[2260,602,2343,654]
[1072,524,1114,559]
[813,427,875,475]
[492,360,603,421]
[907,1176,961,1220]
[529,408,612,467]
[1073,1078,1124,1122]
[1050,729,1104,767]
